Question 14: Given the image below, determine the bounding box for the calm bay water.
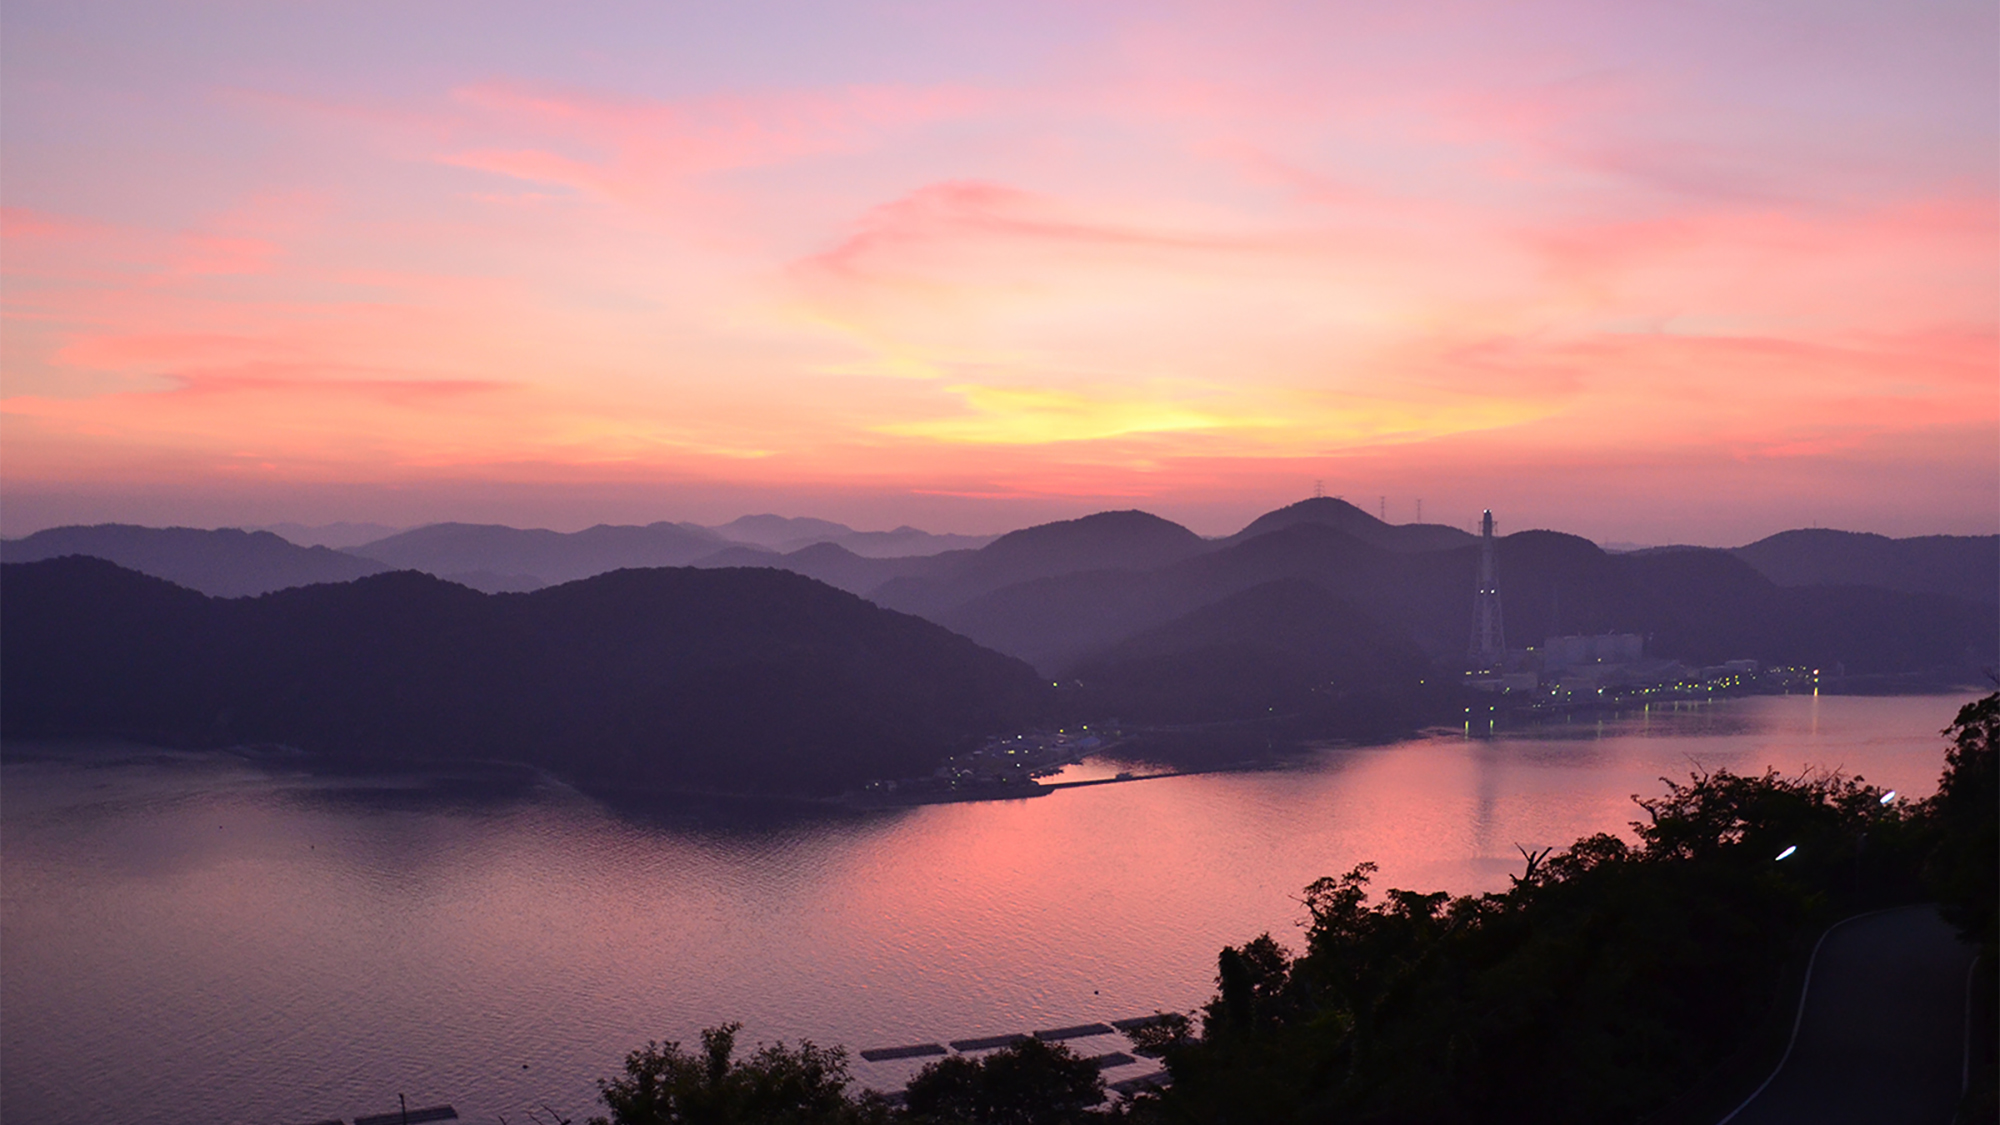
[0,692,1977,1125]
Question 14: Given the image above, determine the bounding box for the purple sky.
[4,0,1995,541]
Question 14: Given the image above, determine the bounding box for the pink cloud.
[154,372,515,404]
[169,234,279,276]
[791,179,1297,303]
[434,81,988,208]
[6,370,513,410]
[4,3,1992,539]
[1,206,120,242]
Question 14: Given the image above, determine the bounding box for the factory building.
[1540,633,1644,671]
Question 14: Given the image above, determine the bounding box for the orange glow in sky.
[2,1,1994,542]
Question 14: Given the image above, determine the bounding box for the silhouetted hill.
[978,510,1208,572]
[348,521,727,586]
[249,521,403,549]
[936,523,1412,672]
[1066,579,1432,725]
[0,524,389,597]
[829,526,998,557]
[1732,529,1998,604]
[1343,533,1995,675]
[869,502,1473,624]
[2,558,1046,796]
[713,513,853,546]
[922,523,1994,681]
[767,541,934,595]
[688,542,936,596]
[872,510,1207,617]
[690,544,783,567]
[938,568,1190,673]
[443,570,547,594]
[1226,497,1476,552]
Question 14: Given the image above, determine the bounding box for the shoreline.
[5,684,1979,812]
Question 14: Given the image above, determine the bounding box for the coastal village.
[852,727,1119,806]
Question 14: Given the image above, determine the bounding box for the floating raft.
[1111,1014,1178,1032]
[354,1106,458,1125]
[859,1043,947,1062]
[948,1033,1030,1052]
[1109,1071,1168,1096]
[867,1013,1180,1062]
[1085,1051,1138,1069]
[1034,1022,1116,1042]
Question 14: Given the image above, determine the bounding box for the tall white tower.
[1470,509,1506,670]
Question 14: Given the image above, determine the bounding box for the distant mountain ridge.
[339,517,991,592]
[1226,497,1477,552]
[249,521,403,549]
[691,540,937,597]
[926,521,1994,692]
[871,510,1210,618]
[347,521,728,589]
[1731,529,1997,604]
[0,498,1484,601]
[1,558,1046,797]
[712,514,995,557]
[7,504,1988,718]
[0,524,390,597]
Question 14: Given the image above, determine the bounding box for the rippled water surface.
[1,692,1976,1124]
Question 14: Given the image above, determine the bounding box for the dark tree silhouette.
[590,1024,890,1125]
[902,1037,1106,1125]
[1125,752,1954,1124]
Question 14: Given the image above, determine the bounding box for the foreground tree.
[1928,692,1999,957]
[1128,756,1946,1124]
[590,1023,890,1125]
[597,697,1997,1124]
[1927,692,1999,1125]
[903,1037,1107,1125]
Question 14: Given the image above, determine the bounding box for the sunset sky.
[3,0,1994,543]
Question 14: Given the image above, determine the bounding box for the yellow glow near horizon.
[1,2,1994,539]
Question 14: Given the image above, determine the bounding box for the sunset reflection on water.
[0,693,1970,1125]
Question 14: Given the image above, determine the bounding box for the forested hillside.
[2,558,1048,796]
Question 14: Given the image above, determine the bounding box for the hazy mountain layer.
[690,541,936,596]
[0,524,390,597]
[1731,529,1998,604]
[249,521,404,549]
[7,500,1988,716]
[711,514,996,557]
[336,516,991,590]
[1065,578,1433,726]
[871,510,1209,618]
[2,558,1047,797]
[937,523,1995,682]
[346,521,727,587]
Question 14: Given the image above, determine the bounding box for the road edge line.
[1963,953,1980,1096]
[1714,906,1900,1125]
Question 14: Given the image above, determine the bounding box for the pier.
[948,1032,1031,1052]
[353,1106,457,1125]
[864,1013,1180,1061]
[858,1042,947,1062]
[1033,1022,1116,1041]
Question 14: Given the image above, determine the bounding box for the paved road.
[1724,905,1977,1125]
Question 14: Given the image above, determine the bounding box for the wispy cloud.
[436,81,987,208]
[2,0,1992,533]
